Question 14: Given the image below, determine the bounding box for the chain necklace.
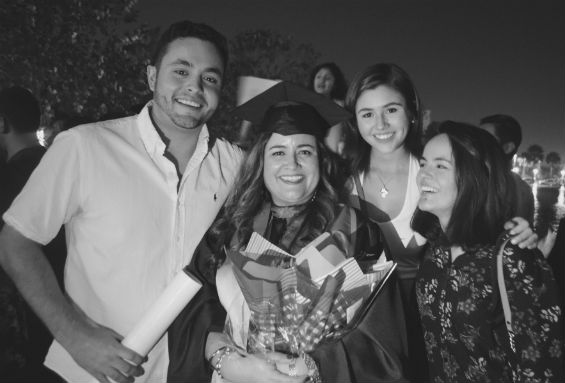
[370,154,410,199]
[373,170,392,198]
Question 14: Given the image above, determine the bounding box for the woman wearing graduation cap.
[189,82,409,383]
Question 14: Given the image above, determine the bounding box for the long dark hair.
[308,62,348,101]
[207,131,345,267]
[343,63,423,172]
[411,121,517,249]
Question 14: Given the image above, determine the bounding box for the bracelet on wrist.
[214,346,236,379]
[207,345,228,365]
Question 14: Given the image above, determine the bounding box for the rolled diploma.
[122,268,202,356]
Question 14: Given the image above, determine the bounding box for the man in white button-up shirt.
[0,20,243,383]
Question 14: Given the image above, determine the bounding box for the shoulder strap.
[348,206,358,258]
[353,172,370,218]
[353,172,379,247]
[496,235,517,353]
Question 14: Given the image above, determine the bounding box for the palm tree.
[545,151,562,178]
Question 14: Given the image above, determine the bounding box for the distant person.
[480,114,535,224]
[0,20,243,383]
[0,86,66,381]
[308,62,348,155]
[413,121,563,382]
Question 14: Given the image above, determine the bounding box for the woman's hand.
[206,332,306,382]
[221,352,307,383]
[504,217,538,249]
[266,351,309,377]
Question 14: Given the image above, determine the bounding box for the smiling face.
[355,85,410,155]
[263,133,320,206]
[417,133,458,230]
[147,37,223,135]
[313,68,336,97]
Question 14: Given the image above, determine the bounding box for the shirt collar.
[137,101,211,158]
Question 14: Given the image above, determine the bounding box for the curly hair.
[343,63,423,172]
[411,121,517,249]
[308,62,348,101]
[207,131,346,267]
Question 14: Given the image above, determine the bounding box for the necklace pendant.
[380,187,389,198]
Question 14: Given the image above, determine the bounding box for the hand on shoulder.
[505,217,538,249]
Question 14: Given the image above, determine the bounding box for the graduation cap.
[233,81,352,139]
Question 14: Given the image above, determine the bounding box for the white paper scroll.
[87,268,202,382]
[122,268,202,356]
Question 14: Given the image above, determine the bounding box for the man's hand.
[505,217,538,249]
[538,228,557,258]
[0,225,145,382]
[62,321,145,383]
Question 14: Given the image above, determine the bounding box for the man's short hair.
[479,114,522,156]
[151,20,229,72]
[0,86,41,133]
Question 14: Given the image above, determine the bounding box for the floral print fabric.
[416,243,563,382]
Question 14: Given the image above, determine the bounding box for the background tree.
[209,29,320,146]
[0,0,159,124]
[522,144,545,164]
[545,151,561,177]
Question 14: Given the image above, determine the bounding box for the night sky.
[138,0,565,159]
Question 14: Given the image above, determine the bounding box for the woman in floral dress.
[412,121,563,382]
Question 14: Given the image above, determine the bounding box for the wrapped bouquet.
[220,231,396,356]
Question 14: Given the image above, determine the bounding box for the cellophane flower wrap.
[223,231,395,356]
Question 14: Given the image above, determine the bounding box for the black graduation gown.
[167,240,226,383]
